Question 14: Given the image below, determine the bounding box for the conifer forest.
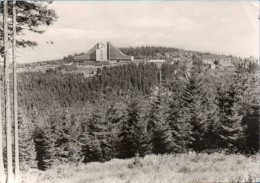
[1,1,259,182]
[15,62,259,171]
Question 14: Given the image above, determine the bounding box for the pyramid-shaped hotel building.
[74,42,134,62]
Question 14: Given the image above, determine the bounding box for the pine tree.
[34,126,54,170]
[151,110,174,154]
[217,75,247,151]
[0,1,57,56]
[34,111,59,170]
[132,116,151,157]
[18,112,37,170]
[146,87,161,132]
[181,74,206,151]
[81,134,103,163]
[118,99,151,158]
[199,80,220,150]
[104,102,124,159]
[237,74,259,152]
[66,113,82,161]
[46,109,83,164]
[57,110,76,162]
[147,86,174,154]
[180,72,220,151]
[167,95,193,152]
[80,104,113,162]
[117,113,135,159]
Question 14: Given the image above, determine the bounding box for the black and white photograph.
[0,0,259,182]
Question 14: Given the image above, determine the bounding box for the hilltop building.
[245,56,258,64]
[202,55,233,70]
[74,42,134,62]
[148,59,165,67]
[242,56,258,68]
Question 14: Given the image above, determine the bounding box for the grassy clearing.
[21,152,260,183]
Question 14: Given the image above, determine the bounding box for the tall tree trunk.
[13,0,19,182]
[4,0,14,182]
[0,3,6,183]
[0,95,5,183]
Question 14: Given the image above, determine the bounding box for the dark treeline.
[13,62,259,171]
[119,46,184,59]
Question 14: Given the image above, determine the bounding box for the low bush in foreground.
[21,152,260,183]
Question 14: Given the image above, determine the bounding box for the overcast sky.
[18,1,259,63]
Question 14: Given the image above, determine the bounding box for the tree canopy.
[0,0,57,56]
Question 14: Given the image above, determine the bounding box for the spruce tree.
[81,134,103,163]
[147,87,174,154]
[18,112,37,170]
[199,79,220,150]
[81,103,112,162]
[217,75,247,151]
[34,111,59,170]
[104,102,124,159]
[0,1,57,56]
[66,113,82,161]
[180,72,220,151]
[181,73,207,151]
[167,100,193,152]
[132,115,151,157]
[118,99,150,158]
[151,110,174,154]
[117,112,135,159]
[34,126,54,170]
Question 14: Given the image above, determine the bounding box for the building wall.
[203,58,214,64]
[74,54,91,61]
[96,43,107,61]
[210,64,215,69]
[89,50,96,60]
[219,58,232,67]
[74,42,133,62]
[202,55,233,68]
[107,42,132,61]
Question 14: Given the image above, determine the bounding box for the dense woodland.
[4,62,258,171]
[119,46,184,58]
[0,0,258,177]
[18,63,158,115]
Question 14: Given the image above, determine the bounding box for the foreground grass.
[21,152,260,183]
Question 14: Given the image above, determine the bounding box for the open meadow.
[21,152,260,183]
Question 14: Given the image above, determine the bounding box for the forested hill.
[18,63,159,115]
[61,46,209,63]
[119,46,182,58]
[15,60,259,172]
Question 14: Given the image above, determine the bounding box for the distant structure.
[241,56,258,69]
[245,56,258,64]
[148,59,166,67]
[202,55,233,70]
[74,42,134,62]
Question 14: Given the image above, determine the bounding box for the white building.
[148,59,166,67]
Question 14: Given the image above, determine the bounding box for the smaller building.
[148,59,165,63]
[172,55,182,62]
[246,56,258,63]
[154,53,163,58]
[148,59,165,67]
[202,55,233,70]
[205,63,215,70]
[244,56,258,67]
